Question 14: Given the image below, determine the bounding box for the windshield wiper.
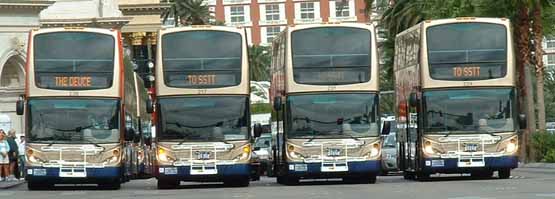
[82,139,102,148]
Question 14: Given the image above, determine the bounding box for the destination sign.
[36,73,112,90]
[452,66,480,78]
[429,63,506,81]
[165,72,240,88]
[294,68,369,85]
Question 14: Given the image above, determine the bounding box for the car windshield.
[383,134,396,147]
[28,99,120,144]
[286,93,379,139]
[254,137,271,148]
[423,88,516,134]
[158,96,249,141]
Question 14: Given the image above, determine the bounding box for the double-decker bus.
[394,18,526,180]
[17,27,149,190]
[150,26,256,189]
[270,23,388,185]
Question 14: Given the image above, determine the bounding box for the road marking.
[0,191,15,196]
[60,191,87,196]
[536,193,555,197]
[448,197,494,199]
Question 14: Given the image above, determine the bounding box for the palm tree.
[249,45,271,81]
[162,0,212,26]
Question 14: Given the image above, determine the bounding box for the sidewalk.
[0,180,25,189]
[521,163,555,169]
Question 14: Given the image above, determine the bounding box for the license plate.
[464,144,478,152]
[196,151,211,160]
[34,169,47,176]
[431,160,444,167]
[327,148,342,157]
[164,167,178,175]
[294,164,308,172]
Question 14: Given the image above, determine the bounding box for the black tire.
[157,179,179,189]
[224,177,250,187]
[416,172,430,181]
[276,175,299,186]
[471,171,493,179]
[27,181,52,190]
[99,182,121,190]
[498,169,511,179]
[403,172,415,180]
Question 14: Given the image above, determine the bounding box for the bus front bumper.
[25,166,121,184]
[422,156,518,173]
[285,160,381,178]
[156,164,251,182]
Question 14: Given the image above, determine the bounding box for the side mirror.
[382,121,391,135]
[519,114,527,130]
[253,123,263,138]
[273,97,282,111]
[254,146,261,151]
[146,99,154,114]
[125,128,135,142]
[16,99,24,115]
[409,93,418,107]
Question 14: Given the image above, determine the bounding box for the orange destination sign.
[187,74,216,85]
[55,76,92,87]
[453,66,480,77]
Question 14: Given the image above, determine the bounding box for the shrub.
[251,103,271,114]
[531,131,555,163]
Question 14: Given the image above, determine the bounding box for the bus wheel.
[403,172,415,180]
[27,181,52,190]
[277,176,299,186]
[157,179,179,189]
[99,182,121,190]
[416,172,430,181]
[224,177,250,187]
[498,169,511,179]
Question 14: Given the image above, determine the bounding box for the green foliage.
[162,0,212,26]
[531,131,555,162]
[249,45,271,81]
[251,103,272,114]
[546,70,555,121]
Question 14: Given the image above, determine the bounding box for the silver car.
[381,132,398,174]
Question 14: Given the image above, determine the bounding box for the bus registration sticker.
[431,160,445,167]
[164,167,178,175]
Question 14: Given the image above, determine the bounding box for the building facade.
[544,37,555,71]
[161,0,370,46]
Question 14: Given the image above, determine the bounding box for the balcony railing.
[259,19,287,25]
[223,0,251,5]
[294,18,322,24]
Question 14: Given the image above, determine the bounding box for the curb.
[0,181,25,189]
[521,163,555,169]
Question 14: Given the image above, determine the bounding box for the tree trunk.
[515,5,534,162]
[533,0,546,132]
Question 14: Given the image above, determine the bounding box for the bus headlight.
[286,144,305,160]
[27,149,44,163]
[424,141,434,154]
[499,137,518,154]
[369,143,381,158]
[102,148,121,164]
[422,140,444,156]
[157,147,175,163]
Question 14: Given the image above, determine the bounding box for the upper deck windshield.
[158,96,249,141]
[286,93,379,139]
[427,22,507,80]
[423,88,516,134]
[34,32,115,90]
[291,27,372,85]
[162,30,242,88]
[28,99,120,144]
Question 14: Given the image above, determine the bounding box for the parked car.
[253,133,273,176]
[381,117,398,175]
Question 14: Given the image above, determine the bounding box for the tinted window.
[427,23,507,80]
[28,99,120,144]
[286,93,379,138]
[158,96,249,141]
[34,32,115,90]
[292,27,371,85]
[162,31,242,88]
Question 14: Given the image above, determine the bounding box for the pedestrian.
[0,130,10,182]
[18,135,25,179]
[6,129,18,181]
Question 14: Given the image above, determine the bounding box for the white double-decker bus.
[270,23,388,185]
[394,18,526,180]
[18,27,150,190]
[151,26,257,189]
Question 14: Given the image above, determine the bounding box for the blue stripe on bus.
[158,164,251,177]
[26,167,121,178]
[422,156,518,172]
[287,160,381,175]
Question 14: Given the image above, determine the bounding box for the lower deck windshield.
[286,93,379,139]
[423,88,516,134]
[28,98,120,144]
[157,96,249,142]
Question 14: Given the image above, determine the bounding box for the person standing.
[18,136,25,180]
[6,130,18,181]
[0,130,10,182]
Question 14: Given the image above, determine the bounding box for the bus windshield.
[423,88,516,134]
[291,27,371,85]
[162,31,242,88]
[34,32,115,90]
[158,96,249,141]
[427,23,507,80]
[28,99,120,144]
[286,93,379,139]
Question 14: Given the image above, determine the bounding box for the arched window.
[0,56,25,88]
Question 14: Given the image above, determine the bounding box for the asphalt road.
[2,168,555,199]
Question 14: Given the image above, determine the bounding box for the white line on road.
[447,197,495,199]
[536,193,555,197]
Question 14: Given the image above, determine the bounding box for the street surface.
[2,168,555,199]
